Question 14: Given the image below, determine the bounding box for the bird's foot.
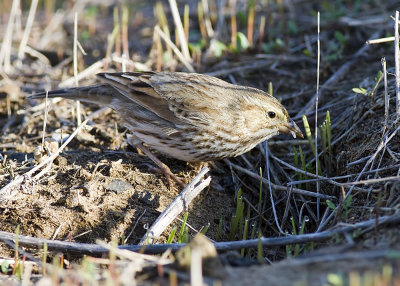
[127,136,186,188]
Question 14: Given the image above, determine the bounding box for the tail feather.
[29,84,116,106]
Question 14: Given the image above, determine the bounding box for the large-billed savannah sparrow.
[31,72,303,185]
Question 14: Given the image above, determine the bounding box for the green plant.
[320,111,332,172]
[229,188,245,240]
[302,115,322,175]
[167,227,177,244]
[326,31,348,61]
[177,212,189,243]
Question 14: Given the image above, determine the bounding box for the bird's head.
[246,90,303,140]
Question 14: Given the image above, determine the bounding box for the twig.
[367,36,395,44]
[96,240,172,264]
[270,154,362,192]
[0,213,398,255]
[315,11,321,219]
[382,57,389,127]
[124,209,147,244]
[264,142,285,234]
[228,161,334,199]
[59,60,104,88]
[139,167,211,244]
[342,175,400,185]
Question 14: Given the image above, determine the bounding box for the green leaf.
[188,39,205,52]
[210,40,227,57]
[326,200,336,210]
[352,87,367,95]
[287,20,299,35]
[236,32,250,51]
[375,70,383,82]
[1,260,10,273]
[167,227,177,244]
[163,51,171,64]
[334,31,346,45]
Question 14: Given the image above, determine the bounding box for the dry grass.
[0,0,400,285]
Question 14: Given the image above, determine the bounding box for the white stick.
[168,0,191,61]
[18,0,38,59]
[0,0,19,72]
[139,167,211,244]
[59,60,104,88]
[315,11,321,219]
[382,58,389,127]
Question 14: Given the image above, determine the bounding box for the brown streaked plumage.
[30,71,302,162]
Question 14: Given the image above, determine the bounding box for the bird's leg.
[126,135,186,188]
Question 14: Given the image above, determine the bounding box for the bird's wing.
[97,72,180,124]
[98,72,267,126]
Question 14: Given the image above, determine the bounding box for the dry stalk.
[154,25,194,72]
[18,0,38,60]
[168,0,190,61]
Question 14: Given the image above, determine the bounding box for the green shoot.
[13,225,19,276]
[257,231,264,262]
[167,227,177,244]
[230,188,245,240]
[241,219,249,257]
[268,82,273,96]
[302,115,322,175]
[177,212,189,243]
[200,223,210,235]
[42,242,48,275]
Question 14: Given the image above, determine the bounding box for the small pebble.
[104,179,133,193]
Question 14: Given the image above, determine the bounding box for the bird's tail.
[29,84,116,106]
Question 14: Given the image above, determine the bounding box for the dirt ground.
[1,0,400,285]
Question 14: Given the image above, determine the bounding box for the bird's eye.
[267,111,276,119]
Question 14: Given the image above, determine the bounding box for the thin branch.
[0,213,398,255]
[228,161,334,199]
[382,57,389,127]
[315,11,321,219]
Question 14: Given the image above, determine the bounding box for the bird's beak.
[279,119,304,139]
